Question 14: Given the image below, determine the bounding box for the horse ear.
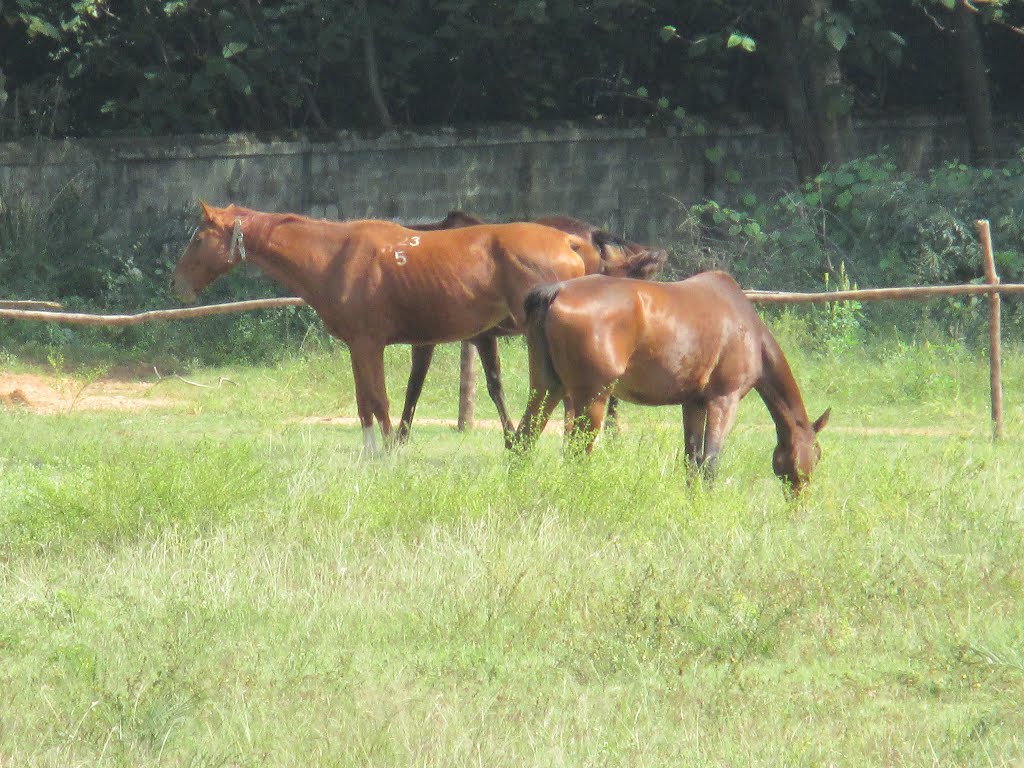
[198,200,217,221]
[602,242,626,264]
[812,407,831,433]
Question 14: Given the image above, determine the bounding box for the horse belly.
[387,299,510,345]
[608,329,712,405]
[613,364,697,406]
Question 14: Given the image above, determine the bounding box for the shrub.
[674,149,1024,342]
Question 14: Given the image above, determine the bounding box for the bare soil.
[0,372,180,414]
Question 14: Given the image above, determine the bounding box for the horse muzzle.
[171,274,198,304]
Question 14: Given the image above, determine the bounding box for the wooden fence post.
[975,219,1005,440]
[457,341,476,431]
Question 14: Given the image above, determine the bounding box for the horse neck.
[238,212,334,301]
[754,332,812,446]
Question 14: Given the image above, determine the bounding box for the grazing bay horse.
[513,271,830,494]
[402,210,668,439]
[171,202,604,453]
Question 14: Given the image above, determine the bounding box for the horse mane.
[591,229,630,249]
[275,213,311,226]
[225,206,311,229]
[534,216,633,250]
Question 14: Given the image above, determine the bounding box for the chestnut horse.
[403,210,667,439]
[171,202,606,453]
[513,272,830,494]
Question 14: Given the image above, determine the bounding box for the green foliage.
[1,0,1021,139]
[676,149,1024,341]
[726,32,756,53]
[810,262,865,352]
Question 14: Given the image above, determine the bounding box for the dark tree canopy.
[1,0,1022,174]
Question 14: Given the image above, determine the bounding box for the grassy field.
[1,333,1023,766]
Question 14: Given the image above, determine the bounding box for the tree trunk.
[763,5,820,181]
[762,0,851,182]
[801,0,851,169]
[952,0,995,165]
[357,0,395,132]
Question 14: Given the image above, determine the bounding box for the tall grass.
[1,340,1022,765]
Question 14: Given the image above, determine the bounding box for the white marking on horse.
[361,425,379,455]
[386,235,419,267]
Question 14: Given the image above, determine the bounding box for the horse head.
[591,231,668,280]
[532,217,667,280]
[172,202,247,303]
[772,408,830,494]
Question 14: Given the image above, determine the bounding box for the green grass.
[1,338,1023,766]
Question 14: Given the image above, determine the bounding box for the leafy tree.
[0,0,1021,160]
[911,0,1024,164]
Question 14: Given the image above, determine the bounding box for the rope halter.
[229,218,247,263]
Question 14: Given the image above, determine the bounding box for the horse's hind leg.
[350,343,393,455]
[471,335,515,444]
[565,386,613,455]
[513,385,563,452]
[397,344,435,442]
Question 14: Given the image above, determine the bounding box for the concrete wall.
[0,116,1017,246]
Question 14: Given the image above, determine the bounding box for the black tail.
[523,283,564,391]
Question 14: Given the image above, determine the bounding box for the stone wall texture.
[0,116,1019,246]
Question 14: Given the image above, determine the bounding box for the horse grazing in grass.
[171,202,606,453]
[402,210,668,439]
[513,271,830,494]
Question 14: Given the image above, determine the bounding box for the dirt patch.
[0,372,181,414]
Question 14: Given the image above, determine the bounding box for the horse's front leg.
[349,343,393,456]
[698,394,741,481]
[397,344,435,442]
[682,401,708,475]
[604,395,621,436]
[471,334,515,446]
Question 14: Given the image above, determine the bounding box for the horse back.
[545,273,765,404]
[480,222,600,279]
[540,276,648,383]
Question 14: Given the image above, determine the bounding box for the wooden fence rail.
[2,284,1022,326]
[746,283,1024,304]
[0,297,306,326]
